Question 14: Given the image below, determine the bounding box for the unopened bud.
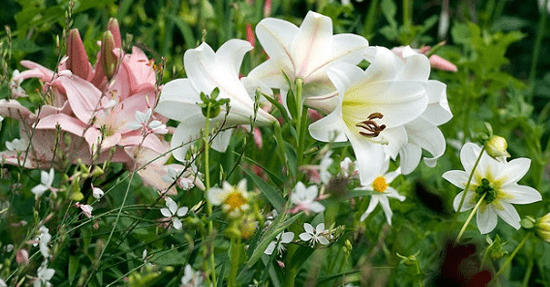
[485,135,510,162]
[101,31,118,80]
[67,29,90,79]
[535,212,550,243]
[107,18,122,48]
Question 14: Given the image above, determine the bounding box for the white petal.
[299,232,313,241]
[172,218,183,230]
[216,39,253,77]
[384,187,406,202]
[360,196,380,221]
[308,109,348,142]
[303,223,314,234]
[347,132,386,185]
[315,223,325,234]
[155,79,201,122]
[452,191,476,212]
[264,241,276,255]
[378,195,394,225]
[476,205,498,234]
[499,184,542,204]
[497,158,531,186]
[460,143,482,172]
[177,206,189,217]
[362,46,405,82]
[423,80,452,126]
[170,119,205,162]
[398,48,431,81]
[255,18,299,63]
[442,170,469,189]
[405,117,446,163]
[317,236,330,245]
[281,231,295,243]
[247,58,293,90]
[207,187,226,205]
[399,144,422,175]
[309,202,326,213]
[32,185,48,196]
[494,202,521,230]
[165,197,178,214]
[210,128,233,153]
[160,208,172,218]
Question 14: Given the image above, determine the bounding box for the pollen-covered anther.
[356,113,386,137]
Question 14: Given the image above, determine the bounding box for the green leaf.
[11,38,42,53]
[243,169,285,210]
[68,255,79,284]
[380,0,397,28]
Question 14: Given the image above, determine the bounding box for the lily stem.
[203,103,217,287]
[456,192,486,243]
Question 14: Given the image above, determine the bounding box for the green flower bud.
[485,135,510,162]
[101,31,118,80]
[535,212,550,243]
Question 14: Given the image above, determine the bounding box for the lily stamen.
[356,113,386,137]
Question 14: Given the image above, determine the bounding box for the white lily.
[155,39,276,161]
[358,159,405,225]
[380,46,452,174]
[248,11,368,105]
[443,143,542,234]
[308,47,429,185]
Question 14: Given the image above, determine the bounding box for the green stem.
[521,258,534,287]
[228,237,241,287]
[527,0,548,102]
[456,145,486,218]
[203,104,217,287]
[456,193,486,243]
[414,260,424,287]
[294,79,307,175]
[489,232,532,286]
[403,0,413,29]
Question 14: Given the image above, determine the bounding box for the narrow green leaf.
[243,169,285,210]
[68,255,79,284]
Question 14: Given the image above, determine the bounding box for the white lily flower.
[265,231,295,255]
[443,143,542,234]
[381,46,452,174]
[309,47,429,185]
[289,182,325,214]
[32,168,55,197]
[160,197,189,230]
[248,11,368,106]
[358,159,405,225]
[299,223,330,246]
[155,39,276,161]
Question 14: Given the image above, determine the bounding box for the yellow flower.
[207,179,250,217]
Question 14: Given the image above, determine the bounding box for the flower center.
[224,191,247,211]
[372,176,387,193]
[475,178,496,204]
[356,113,386,138]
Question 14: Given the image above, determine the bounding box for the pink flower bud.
[107,18,122,48]
[16,249,29,265]
[67,29,91,80]
[101,31,118,80]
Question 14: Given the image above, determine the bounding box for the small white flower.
[160,197,188,230]
[31,168,55,197]
[207,179,250,217]
[289,182,325,214]
[34,261,54,287]
[299,223,330,246]
[443,142,542,234]
[339,157,357,177]
[3,244,14,253]
[6,138,27,152]
[265,231,294,255]
[0,277,6,287]
[180,264,203,287]
[75,203,93,218]
[358,159,404,225]
[127,109,168,134]
[92,185,104,200]
[162,166,199,190]
[38,226,51,258]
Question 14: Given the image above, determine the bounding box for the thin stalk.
[521,258,534,287]
[456,145,485,214]
[456,193,486,243]
[489,232,532,286]
[228,237,242,287]
[403,0,413,29]
[528,0,548,102]
[203,104,217,287]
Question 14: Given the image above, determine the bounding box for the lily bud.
[535,212,550,243]
[67,29,91,80]
[107,18,122,48]
[485,135,510,162]
[101,31,118,80]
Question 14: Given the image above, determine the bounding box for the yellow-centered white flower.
[443,143,542,234]
[207,179,250,217]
